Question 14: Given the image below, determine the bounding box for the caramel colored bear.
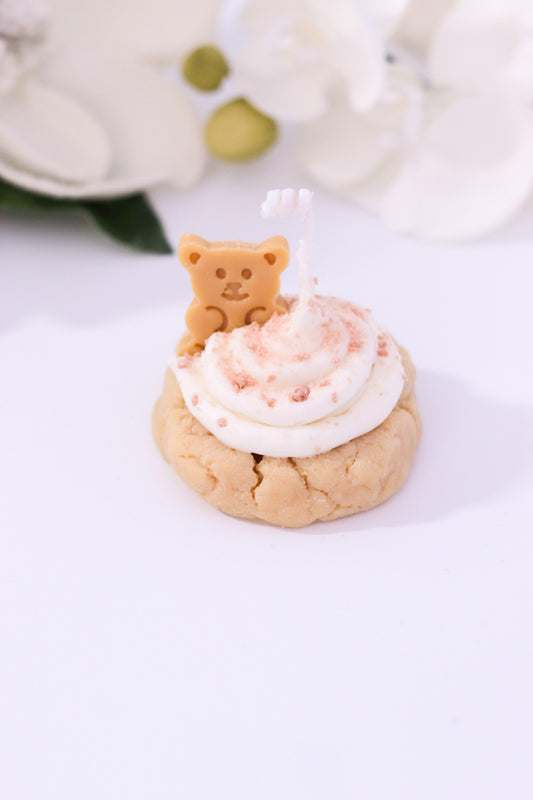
[177,234,290,354]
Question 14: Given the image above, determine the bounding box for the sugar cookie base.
[152,346,422,528]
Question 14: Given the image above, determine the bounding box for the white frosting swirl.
[170,296,405,458]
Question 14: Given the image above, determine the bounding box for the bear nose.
[226,282,241,291]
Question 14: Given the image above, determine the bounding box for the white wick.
[261,188,314,303]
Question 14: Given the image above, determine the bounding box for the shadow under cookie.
[152,347,422,529]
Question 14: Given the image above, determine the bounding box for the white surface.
[1,138,533,800]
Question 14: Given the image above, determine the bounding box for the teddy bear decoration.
[177,234,290,355]
[176,189,314,355]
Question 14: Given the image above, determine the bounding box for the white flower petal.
[393,0,455,54]
[235,57,330,121]
[234,0,385,120]
[0,79,111,183]
[381,93,533,240]
[256,0,406,41]
[51,0,224,62]
[428,0,524,90]
[239,0,306,32]
[0,156,175,198]
[299,64,424,189]
[343,155,403,213]
[330,31,385,112]
[311,0,386,111]
[501,36,533,101]
[299,102,395,188]
[368,0,411,36]
[31,48,206,195]
[232,2,332,120]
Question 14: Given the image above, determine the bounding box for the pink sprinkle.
[291,386,310,402]
[217,418,227,428]
[231,372,256,391]
[377,335,388,357]
[177,354,192,368]
[313,277,318,286]
[261,391,277,407]
[331,392,338,403]
[191,394,198,407]
[267,374,276,383]
[319,379,331,387]
[249,341,268,358]
[295,353,311,361]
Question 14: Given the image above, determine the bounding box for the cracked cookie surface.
[152,346,422,528]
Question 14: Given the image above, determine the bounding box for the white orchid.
[0,0,222,199]
[231,0,387,122]
[234,0,533,241]
[380,0,533,240]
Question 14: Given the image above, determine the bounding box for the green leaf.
[80,195,173,254]
[0,178,71,211]
[0,178,173,255]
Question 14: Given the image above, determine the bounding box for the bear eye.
[242,268,252,280]
[216,268,226,279]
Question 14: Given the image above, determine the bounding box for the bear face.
[177,234,290,354]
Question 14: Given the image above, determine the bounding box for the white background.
[1,137,533,800]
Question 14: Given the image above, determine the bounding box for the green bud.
[182,45,229,92]
[206,98,278,161]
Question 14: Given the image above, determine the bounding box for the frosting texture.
[170,295,405,458]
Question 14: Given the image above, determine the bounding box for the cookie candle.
[153,190,421,527]
[169,190,405,457]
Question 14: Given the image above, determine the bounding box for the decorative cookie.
[153,189,421,528]
[178,234,290,354]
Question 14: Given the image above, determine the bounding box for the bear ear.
[178,234,209,270]
[260,235,290,272]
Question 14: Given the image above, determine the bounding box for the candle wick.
[260,187,314,305]
[297,195,314,304]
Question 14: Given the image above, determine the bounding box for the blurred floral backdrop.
[1,0,532,249]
